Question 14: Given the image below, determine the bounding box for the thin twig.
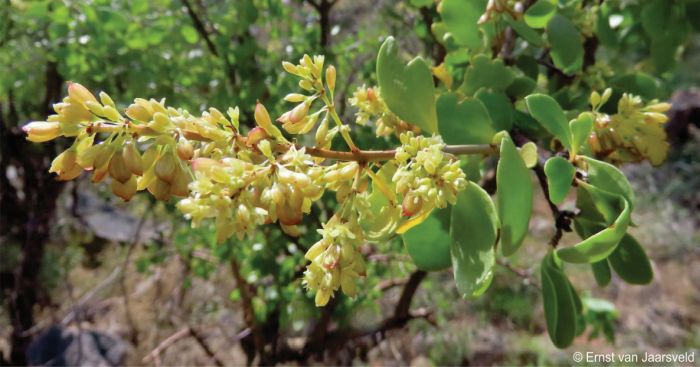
[142,327,191,366]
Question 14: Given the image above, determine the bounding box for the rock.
[27,326,127,366]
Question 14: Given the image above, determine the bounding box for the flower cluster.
[349,85,414,136]
[303,214,366,307]
[588,91,671,166]
[394,132,467,217]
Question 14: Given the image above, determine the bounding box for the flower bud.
[112,175,137,201]
[289,102,310,124]
[645,102,672,113]
[99,91,116,108]
[315,116,330,146]
[92,164,110,183]
[305,240,329,261]
[282,61,298,74]
[93,144,114,171]
[644,112,669,124]
[49,149,82,181]
[299,79,314,91]
[67,82,97,106]
[149,112,172,132]
[102,105,121,121]
[258,139,273,159]
[77,143,102,169]
[109,150,133,184]
[254,103,279,138]
[85,100,105,117]
[123,142,144,176]
[170,168,190,197]
[176,138,194,161]
[58,103,93,123]
[590,91,601,108]
[402,193,423,217]
[23,121,61,142]
[141,145,159,171]
[278,204,302,225]
[315,287,332,307]
[246,126,269,147]
[154,153,177,183]
[125,104,151,122]
[340,273,357,297]
[148,178,171,201]
[601,88,612,105]
[326,65,336,92]
[190,157,223,173]
[338,162,358,180]
[284,93,307,103]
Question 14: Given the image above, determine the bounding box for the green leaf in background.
[591,260,612,287]
[525,94,572,150]
[461,155,482,182]
[476,90,513,131]
[575,185,605,223]
[609,73,660,101]
[569,113,594,156]
[546,14,583,74]
[557,193,630,264]
[580,183,625,225]
[583,157,635,211]
[524,0,557,29]
[506,15,545,46]
[377,36,438,133]
[608,234,654,285]
[519,142,538,168]
[496,135,533,256]
[541,252,578,348]
[440,0,487,49]
[450,182,498,298]
[403,207,452,271]
[461,55,514,95]
[506,76,537,100]
[437,92,496,145]
[544,156,575,205]
[181,25,199,44]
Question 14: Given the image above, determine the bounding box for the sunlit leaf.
[450,182,498,298]
[497,135,532,256]
[377,36,438,133]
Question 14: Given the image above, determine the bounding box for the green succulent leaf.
[377,36,438,134]
[450,182,498,298]
[591,260,612,287]
[570,113,594,157]
[557,191,630,264]
[461,55,514,95]
[476,90,513,132]
[541,252,578,348]
[524,0,557,29]
[609,234,654,285]
[506,15,545,46]
[440,0,487,49]
[583,157,635,211]
[544,156,575,205]
[525,94,572,150]
[403,207,452,271]
[496,135,533,256]
[546,14,584,74]
[437,92,496,145]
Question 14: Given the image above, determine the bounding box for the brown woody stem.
[85,122,497,162]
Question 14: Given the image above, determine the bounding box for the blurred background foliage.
[0,0,698,365]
